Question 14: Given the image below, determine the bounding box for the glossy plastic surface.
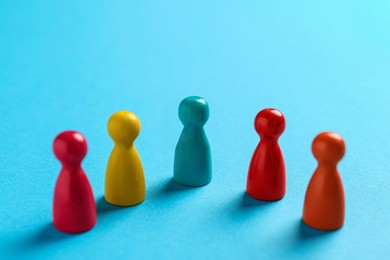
[2,1,389,258]
[105,111,146,206]
[303,132,346,231]
[246,108,286,201]
[174,96,212,186]
[52,131,97,233]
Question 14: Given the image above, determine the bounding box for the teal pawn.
[174,96,212,186]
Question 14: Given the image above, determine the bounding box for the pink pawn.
[53,131,96,233]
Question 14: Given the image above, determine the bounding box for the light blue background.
[1,1,389,259]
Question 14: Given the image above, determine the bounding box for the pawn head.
[178,96,209,127]
[53,131,87,164]
[312,132,346,164]
[254,108,286,138]
[107,111,141,145]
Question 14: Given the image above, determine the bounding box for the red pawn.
[53,131,96,233]
[246,108,286,201]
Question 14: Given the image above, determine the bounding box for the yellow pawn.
[105,111,146,206]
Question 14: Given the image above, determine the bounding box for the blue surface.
[1,1,390,259]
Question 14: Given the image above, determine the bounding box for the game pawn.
[302,132,346,231]
[246,108,286,201]
[105,111,146,206]
[53,131,97,233]
[174,96,212,186]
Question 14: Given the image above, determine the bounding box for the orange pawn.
[302,132,346,231]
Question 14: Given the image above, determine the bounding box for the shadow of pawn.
[36,223,74,242]
[96,195,141,214]
[298,219,338,240]
[164,178,197,193]
[241,192,276,208]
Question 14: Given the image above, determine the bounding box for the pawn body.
[53,131,96,233]
[303,132,346,231]
[246,108,286,201]
[105,111,146,206]
[174,96,212,186]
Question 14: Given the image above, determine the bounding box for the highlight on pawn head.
[108,111,141,145]
[53,131,88,164]
[254,108,286,138]
[312,132,345,164]
[179,96,209,127]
